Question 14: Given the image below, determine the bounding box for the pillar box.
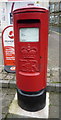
[13,7,49,111]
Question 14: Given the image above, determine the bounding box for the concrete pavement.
[1,87,60,119]
[50,26,61,34]
[48,31,59,69]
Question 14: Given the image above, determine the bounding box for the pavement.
[0,29,61,119]
[50,26,61,34]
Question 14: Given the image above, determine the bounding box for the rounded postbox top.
[13,7,48,14]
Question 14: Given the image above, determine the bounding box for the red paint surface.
[8,31,14,39]
[13,7,49,92]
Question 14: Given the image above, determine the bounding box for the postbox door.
[18,22,40,72]
[16,21,42,91]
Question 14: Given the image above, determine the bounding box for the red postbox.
[13,7,49,111]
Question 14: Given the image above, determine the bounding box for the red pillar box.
[2,26,15,73]
[13,7,49,111]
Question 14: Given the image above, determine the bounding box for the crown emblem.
[21,45,37,59]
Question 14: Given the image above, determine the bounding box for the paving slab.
[49,92,59,106]
[49,92,61,118]
[48,31,59,69]
[9,80,16,88]
[49,106,59,118]
[9,92,49,118]
[0,67,2,73]
[7,89,16,95]
[2,88,16,119]
[0,73,2,79]
[2,73,7,79]
[0,80,10,88]
[5,74,14,80]
[47,83,61,92]
[2,106,9,114]
[50,71,59,83]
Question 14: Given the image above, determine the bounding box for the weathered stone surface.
[0,73,2,79]
[2,80,10,88]
[49,92,59,106]
[9,80,16,88]
[5,74,14,80]
[2,113,6,119]
[0,67,2,73]
[2,99,11,108]
[50,71,59,83]
[7,89,16,95]
[2,74,7,79]
[2,88,16,119]
[49,106,59,118]
[2,106,9,114]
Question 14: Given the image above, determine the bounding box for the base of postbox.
[4,66,15,73]
[17,88,46,112]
